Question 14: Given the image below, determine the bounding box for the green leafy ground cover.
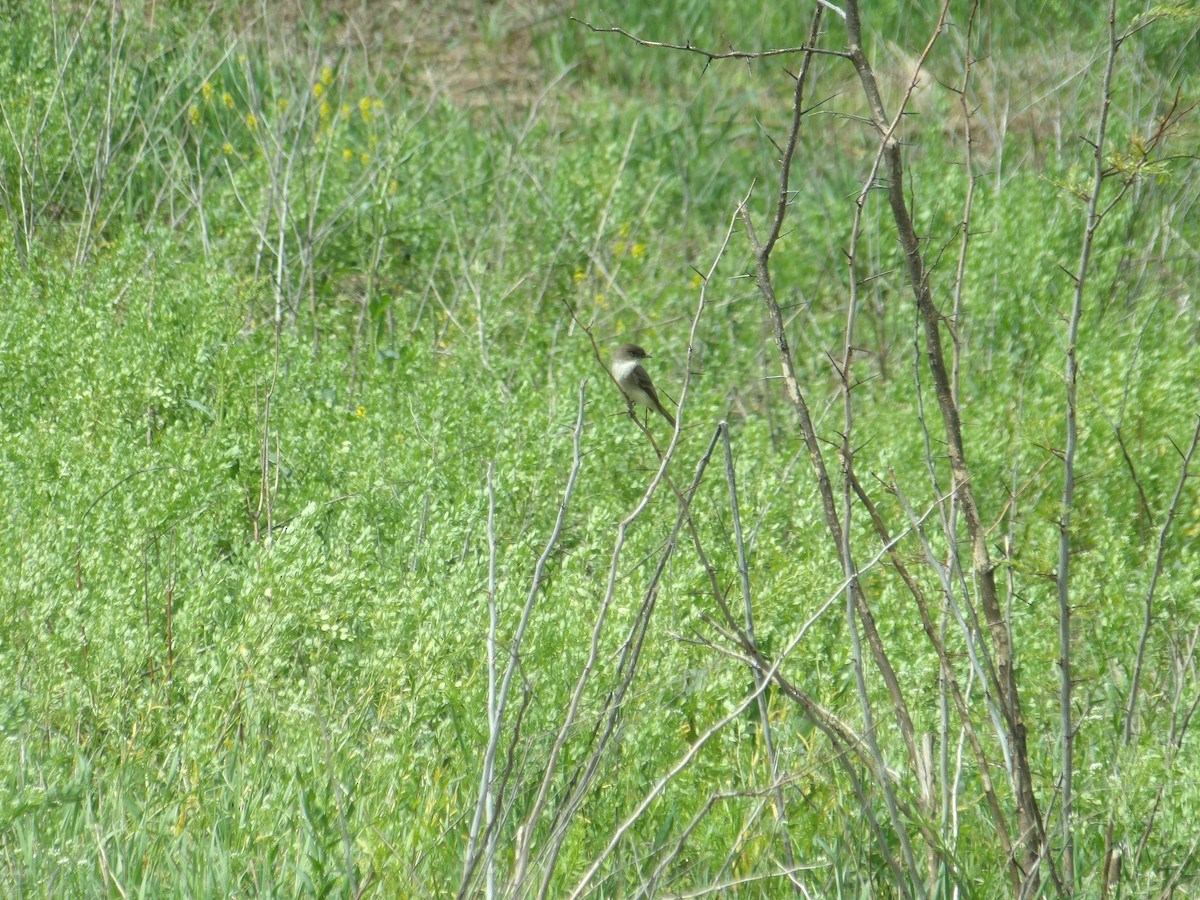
[2,0,1198,895]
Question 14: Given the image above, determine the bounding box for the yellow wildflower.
[690,273,703,288]
[613,241,627,257]
[343,148,354,162]
[245,112,258,131]
[187,105,200,124]
[631,243,646,259]
[222,142,234,154]
[359,97,372,121]
[618,222,630,237]
[572,269,585,283]
[319,101,331,120]
[360,152,370,165]
[321,66,335,86]
[313,83,324,99]
[201,82,214,103]
[276,98,289,113]
[354,405,367,418]
[221,91,234,109]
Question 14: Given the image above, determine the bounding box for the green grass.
[2,0,1199,895]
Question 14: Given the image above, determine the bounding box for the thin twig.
[460,381,588,898]
[571,17,850,66]
[1125,413,1200,742]
[722,423,800,890]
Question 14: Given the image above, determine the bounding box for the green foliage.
[1,0,1198,896]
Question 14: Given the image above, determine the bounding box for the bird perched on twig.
[612,343,676,428]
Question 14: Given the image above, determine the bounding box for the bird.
[612,343,676,428]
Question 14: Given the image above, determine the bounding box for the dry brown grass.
[212,0,562,109]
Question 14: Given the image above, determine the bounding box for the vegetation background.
[1,0,1198,895]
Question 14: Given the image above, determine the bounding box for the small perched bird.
[612,343,676,428]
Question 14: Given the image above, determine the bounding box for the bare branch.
[460,380,587,898]
[1060,0,1129,885]
[722,423,800,890]
[843,0,1050,879]
[571,17,850,64]
[569,491,943,898]
[1125,413,1200,742]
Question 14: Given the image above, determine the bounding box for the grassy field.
[2,0,1199,895]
